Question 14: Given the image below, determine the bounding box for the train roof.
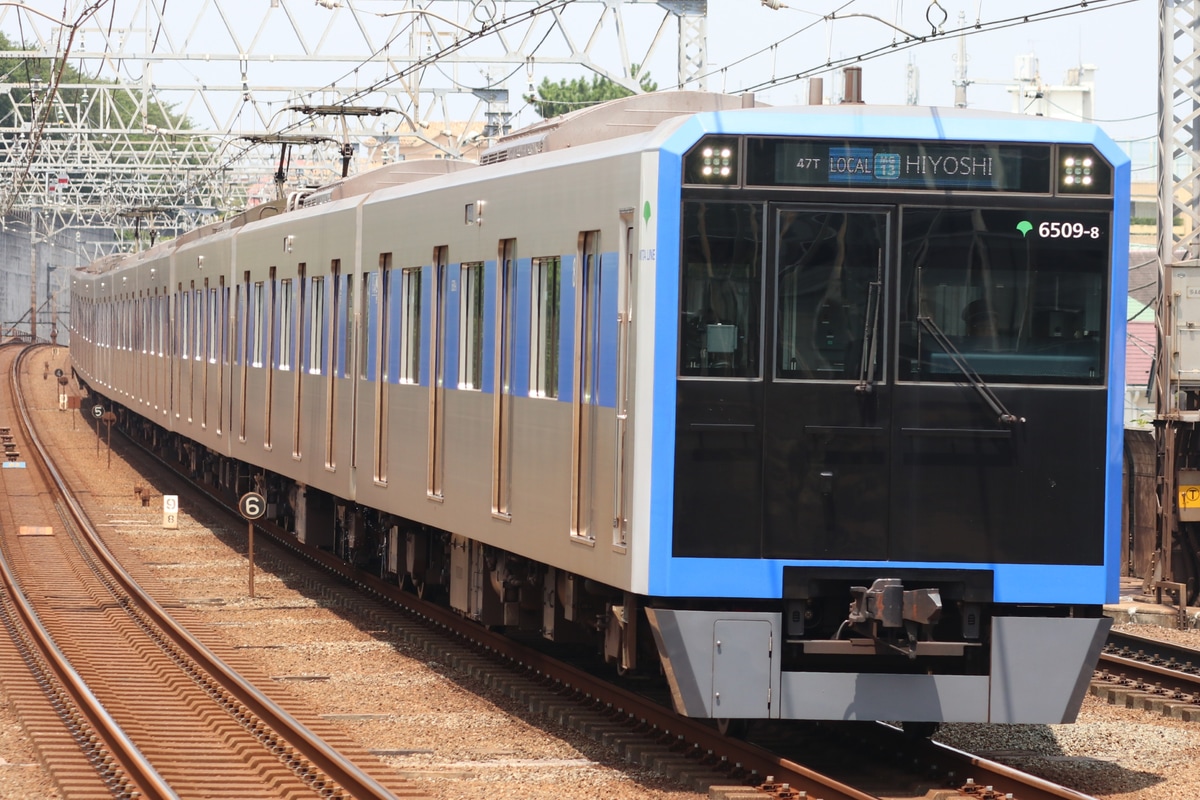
[478,91,759,165]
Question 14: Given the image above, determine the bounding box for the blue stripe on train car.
[558,254,576,404]
[512,257,532,399]
[597,251,618,408]
[482,259,497,394]
[444,263,461,389]
[364,271,379,382]
[236,290,245,366]
[386,269,402,383]
[337,273,350,379]
[296,282,305,373]
[419,265,432,387]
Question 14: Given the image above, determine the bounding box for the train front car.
[642,106,1127,725]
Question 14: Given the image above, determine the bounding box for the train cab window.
[459,262,484,390]
[530,256,561,398]
[899,207,1109,385]
[679,201,763,378]
[775,209,885,381]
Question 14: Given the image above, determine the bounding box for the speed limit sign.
[239,492,267,520]
[91,404,104,419]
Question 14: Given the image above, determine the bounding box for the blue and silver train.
[71,90,1127,726]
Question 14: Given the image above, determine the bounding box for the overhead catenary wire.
[712,0,1140,96]
[178,0,579,201]
[2,1,111,216]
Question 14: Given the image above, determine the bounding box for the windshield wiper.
[856,253,882,394]
[917,315,1025,426]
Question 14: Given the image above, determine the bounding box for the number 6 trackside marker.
[239,492,266,520]
[238,492,266,598]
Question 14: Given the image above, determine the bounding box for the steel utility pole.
[1153,0,1200,600]
[29,208,37,343]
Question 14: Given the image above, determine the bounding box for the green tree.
[526,65,657,119]
[0,32,191,135]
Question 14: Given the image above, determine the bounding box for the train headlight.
[1057,147,1110,195]
[685,137,739,186]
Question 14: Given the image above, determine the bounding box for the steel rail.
[14,345,399,800]
[1,343,178,799]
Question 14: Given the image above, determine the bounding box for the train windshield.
[679,201,763,378]
[899,207,1110,386]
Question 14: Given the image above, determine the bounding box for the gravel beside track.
[933,622,1200,799]
[7,346,1200,800]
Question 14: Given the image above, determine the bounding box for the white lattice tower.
[0,0,702,242]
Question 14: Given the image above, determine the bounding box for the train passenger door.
[673,203,891,560]
[427,247,448,500]
[762,206,891,560]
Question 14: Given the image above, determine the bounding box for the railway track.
[1094,629,1200,709]
[44,349,1105,800]
[0,344,420,799]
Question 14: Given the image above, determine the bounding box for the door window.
[775,209,885,382]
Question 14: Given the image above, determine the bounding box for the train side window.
[310,276,325,375]
[180,290,190,359]
[208,288,218,363]
[251,281,265,367]
[530,255,561,398]
[459,261,484,390]
[361,272,378,380]
[221,283,230,366]
[679,201,763,378]
[194,288,203,361]
[343,271,350,381]
[399,267,422,384]
[279,278,294,371]
[379,255,394,382]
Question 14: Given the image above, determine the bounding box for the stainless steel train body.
[71,93,1128,726]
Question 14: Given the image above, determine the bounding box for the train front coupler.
[842,578,943,660]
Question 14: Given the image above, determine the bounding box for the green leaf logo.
[1016,220,1033,237]
[643,200,652,224]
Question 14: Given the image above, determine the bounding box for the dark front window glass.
[775,209,886,380]
[899,208,1109,385]
[680,201,763,377]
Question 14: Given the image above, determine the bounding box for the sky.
[699,0,1157,148]
[0,0,1163,174]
